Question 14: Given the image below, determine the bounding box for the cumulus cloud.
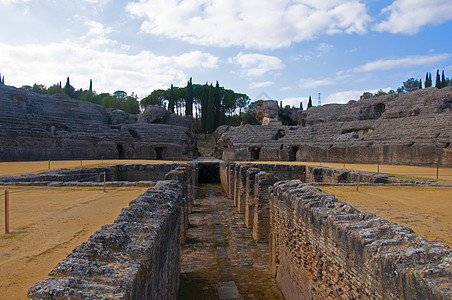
[355,53,451,72]
[126,0,371,49]
[325,87,392,104]
[80,20,116,48]
[229,52,284,78]
[373,0,452,34]
[0,42,218,96]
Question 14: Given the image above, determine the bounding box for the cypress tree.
[307,96,313,109]
[425,72,431,88]
[441,70,446,88]
[300,102,303,110]
[214,81,221,129]
[435,70,441,88]
[168,84,175,112]
[419,79,422,89]
[206,84,215,133]
[64,77,71,96]
[89,79,93,92]
[185,77,193,116]
[201,83,209,131]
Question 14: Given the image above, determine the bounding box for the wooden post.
[80,159,83,167]
[5,190,9,234]
[103,171,106,193]
[101,156,104,164]
[356,173,360,192]
[437,166,439,180]
[48,160,51,170]
[377,163,380,173]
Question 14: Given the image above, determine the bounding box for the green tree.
[402,78,421,92]
[307,96,313,109]
[64,77,75,98]
[425,72,432,88]
[113,90,127,101]
[235,93,250,119]
[441,70,447,88]
[168,84,175,112]
[360,92,374,100]
[140,89,168,108]
[185,77,193,116]
[205,84,215,133]
[47,83,64,95]
[89,79,93,92]
[31,83,46,94]
[435,70,441,88]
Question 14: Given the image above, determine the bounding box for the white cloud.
[280,86,291,91]
[325,87,392,104]
[281,96,306,108]
[126,0,371,49]
[317,42,333,53]
[0,41,219,96]
[229,52,284,78]
[80,20,116,48]
[373,0,452,34]
[355,53,451,72]
[249,81,274,89]
[174,51,219,69]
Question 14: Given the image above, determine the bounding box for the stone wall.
[269,181,452,299]
[0,84,197,161]
[27,163,197,299]
[0,163,183,184]
[219,162,452,299]
[216,87,452,167]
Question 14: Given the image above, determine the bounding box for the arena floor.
[0,186,148,299]
[321,185,452,248]
[0,160,451,298]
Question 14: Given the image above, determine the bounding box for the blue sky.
[0,0,451,108]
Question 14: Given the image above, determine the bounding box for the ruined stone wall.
[0,163,183,184]
[269,181,452,299]
[219,162,452,299]
[27,164,197,299]
[216,87,452,167]
[0,84,197,161]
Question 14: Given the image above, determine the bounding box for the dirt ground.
[0,159,187,177]
[321,185,452,247]
[0,186,148,299]
[245,161,452,183]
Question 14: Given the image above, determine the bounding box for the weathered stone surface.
[0,84,197,161]
[254,100,282,125]
[269,180,452,300]
[28,164,198,300]
[106,108,137,125]
[138,104,191,127]
[216,87,452,167]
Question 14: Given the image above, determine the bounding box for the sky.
[0,0,451,108]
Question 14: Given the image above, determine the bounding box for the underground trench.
[177,162,283,299]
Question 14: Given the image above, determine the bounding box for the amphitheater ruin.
[0,83,451,299]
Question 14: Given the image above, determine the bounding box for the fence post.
[101,156,104,164]
[103,171,106,193]
[48,160,51,170]
[5,190,9,234]
[437,166,439,180]
[80,159,83,167]
[356,173,360,192]
[377,163,380,173]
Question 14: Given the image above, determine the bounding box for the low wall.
[27,164,197,299]
[220,162,452,299]
[0,163,181,184]
[269,181,452,299]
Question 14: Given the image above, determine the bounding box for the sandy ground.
[243,161,452,183]
[0,186,148,299]
[0,159,189,177]
[321,186,452,248]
